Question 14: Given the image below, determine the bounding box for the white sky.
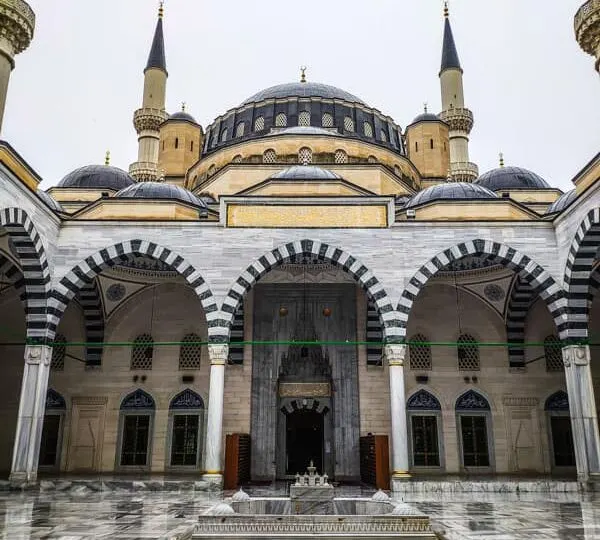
[3,0,599,191]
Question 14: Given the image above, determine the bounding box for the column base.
[202,473,224,488]
[392,470,412,479]
[8,471,37,486]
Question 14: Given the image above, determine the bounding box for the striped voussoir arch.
[398,239,567,340]
[505,274,536,369]
[48,239,218,341]
[76,280,104,366]
[0,253,26,308]
[0,208,51,340]
[217,239,401,343]
[563,207,600,340]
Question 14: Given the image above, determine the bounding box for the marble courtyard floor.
[0,487,599,539]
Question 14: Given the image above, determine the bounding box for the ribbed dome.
[241,82,367,106]
[270,126,336,137]
[475,166,550,191]
[168,110,197,124]
[270,165,341,181]
[115,182,207,207]
[37,190,63,212]
[411,112,440,124]
[546,189,577,215]
[58,165,135,190]
[406,182,498,208]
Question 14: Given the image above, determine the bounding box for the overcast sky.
[3,0,598,191]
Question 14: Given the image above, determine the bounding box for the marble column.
[385,344,410,483]
[203,343,228,485]
[562,345,600,482]
[9,344,52,484]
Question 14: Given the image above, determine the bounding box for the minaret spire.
[440,3,462,74]
[145,2,167,75]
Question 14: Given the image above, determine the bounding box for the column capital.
[24,344,51,366]
[562,344,591,367]
[384,344,407,367]
[208,343,229,365]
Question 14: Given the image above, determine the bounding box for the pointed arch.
[0,252,26,308]
[0,208,51,340]
[505,274,536,368]
[397,239,567,340]
[545,390,569,411]
[48,239,218,341]
[218,239,401,343]
[45,388,66,410]
[120,389,155,410]
[455,390,491,411]
[76,280,104,366]
[407,389,441,410]
[170,389,204,409]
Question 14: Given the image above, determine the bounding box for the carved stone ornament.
[170,389,205,410]
[26,345,49,365]
[279,382,331,397]
[384,344,406,366]
[563,345,590,368]
[407,389,441,410]
[208,344,229,365]
[455,390,491,411]
[120,389,155,410]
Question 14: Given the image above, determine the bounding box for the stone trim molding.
[502,396,540,407]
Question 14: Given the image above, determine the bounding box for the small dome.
[411,112,440,124]
[546,189,577,215]
[270,126,336,137]
[270,165,341,181]
[406,182,498,208]
[241,82,366,106]
[58,165,135,191]
[115,182,207,208]
[37,190,63,212]
[475,166,550,191]
[168,110,197,124]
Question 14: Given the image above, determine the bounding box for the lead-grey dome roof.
[411,112,441,124]
[270,165,341,181]
[168,111,197,124]
[241,82,367,106]
[546,189,577,215]
[406,182,498,208]
[475,166,550,191]
[37,190,63,212]
[58,165,135,190]
[270,126,336,137]
[115,182,207,207]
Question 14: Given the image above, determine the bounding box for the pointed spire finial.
[159,1,164,19]
[499,152,505,167]
[300,66,307,83]
[424,102,428,114]
[181,101,186,112]
[444,1,449,18]
[105,150,111,166]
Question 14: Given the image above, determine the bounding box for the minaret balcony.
[439,107,474,134]
[449,161,479,183]
[575,0,600,70]
[133,107,169,133]
[0,0,36,56]
[129,161,162,182]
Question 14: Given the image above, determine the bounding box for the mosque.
[0,0,599,490]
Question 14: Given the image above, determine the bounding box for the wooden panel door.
[67,397,107,472]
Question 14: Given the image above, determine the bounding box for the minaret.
[0,0,35,133]
[575,1,600,74]
[129,3,169,182]
[438,3,478,182]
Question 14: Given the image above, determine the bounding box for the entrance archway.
[286,409,324,475]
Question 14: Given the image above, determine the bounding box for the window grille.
[254,116,265,131]
[298,147,313,164]
[457,334,479,371]
[179,333,202,370]
[409,334,432,370]
[322,113,334,128]
[334,149,348,164]
[298,111,311,127]
[343,116,355,132]
[51,334,66,371]
[275,113,287,127]
[363,122,373,138]
[235,122,245,138]
[131,334,154,370]
[220,128,228,142]
[544,335,563,372]
[263,149,277,164]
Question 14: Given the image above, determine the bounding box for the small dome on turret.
[411,112,440,124]
[58,165,135,190]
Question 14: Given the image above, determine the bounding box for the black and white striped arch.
[505,275,536,368]
[76,280,104,366]
[0,253,26,308]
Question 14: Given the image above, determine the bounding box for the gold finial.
[181,101,186,112]
[104,150,110,166]
[300,66,307,83]
[158,1,164,19]
[499,152,505,167]
[444,1,449,18]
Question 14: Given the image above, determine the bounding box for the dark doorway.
[460,415,490,467]
[286,409,324,475]
[39,415,61,467]
[550,416,576,467]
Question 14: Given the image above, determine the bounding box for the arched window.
[131,334,154,370]
[407,390,442,468]
[179,333,202,370]
[343,116,355,132]
[321,112,334,128]
[118,389,155,469]
[263,149,277,164]
[220,128,228,142]
[367,155,378,164]
[190,140,194,152]
[275,112,288,127]
[39,389,66,469]
[298,147,313,164]
[544,336,563,372]
[207,164,216,177]
[409,333,431,370]
[430,138,434,149]
[380,129,387,142]
[232,154,243,163]
[457,334,479,371]
[544,390,575,468]
[51,334,67,371]
[415,141,419,152]
[235,122,245,138]
[298,111,311,127]
[254,116,265,131]
[334,149,348,164]
[363,122,373,138]
[168,389,205,467]
[455,390,492,469]
[175,137,179,149]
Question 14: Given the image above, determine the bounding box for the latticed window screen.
[220,128,228,142]
[544,336,563,372]
[298,111,311,127]
[334,149,348,164]
[298,147,313,164]
[409,334,432,370]
[235,122,245,138]
[275,113,288,127]
[457,334,480,371]
[380,129,387,142]
[179,333,202,370]
[363,122,374,138]
[51,334,67,371]
[131,334,154,370]
[344,116,355,132]
[322,113,334,128]
[262,149,277,164]
[254,116,265,131]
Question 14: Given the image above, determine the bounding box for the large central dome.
[241,82,367,107]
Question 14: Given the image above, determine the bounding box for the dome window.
[322,113,334,128]
[368,155,378,164]
[380,129,387,142]
[343,116,355,132]
[275,113,288,127]
[220,128,228,142]
[235,122,245,138]
[207,165,216,177]
[363,122,373,138]
[254,116,265,131]
[232,154,243,164]
[298,147,313,165]
[263,149,277,164]
[334,149,348,164]
[298,111,311,127]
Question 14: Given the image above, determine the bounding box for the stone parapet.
[128,161,160,182]
[133,107,168,133]
[439,107,474,134]
[449,161,479,183]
